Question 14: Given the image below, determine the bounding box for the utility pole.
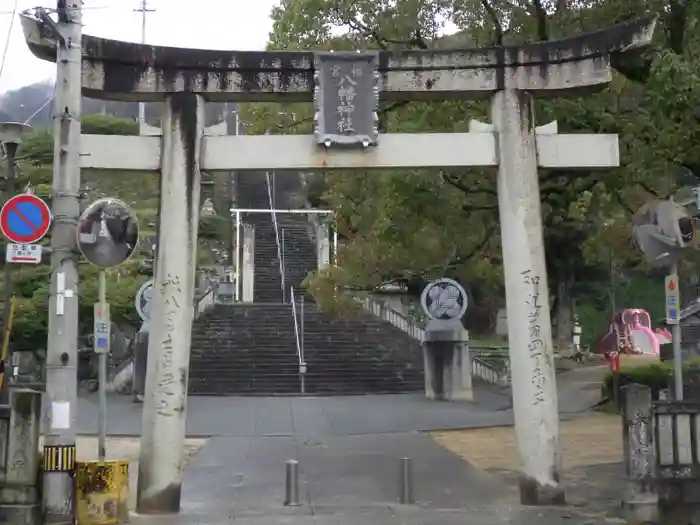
[134,0,155,127]
[40,1,83,522]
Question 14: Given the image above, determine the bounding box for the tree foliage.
[2,115,148,352]
[243,0,699,341]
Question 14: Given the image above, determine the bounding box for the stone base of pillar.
[0,504,41,525]
[422,329,472,402]
[1,389,43,525]
[519,477,566,506]
[134,481,182,515]
[622,495,660,524]
[621,384,658,523]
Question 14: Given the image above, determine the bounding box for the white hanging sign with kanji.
[6,243,42,264]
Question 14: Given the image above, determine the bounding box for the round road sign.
[77,198,139,268]
[135,279,154,322]
[420,278,468,322]
[0,193,52,244]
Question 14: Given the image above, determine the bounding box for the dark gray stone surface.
[80,390,513,437]
[103,367,612,524]
[130,432,594,525]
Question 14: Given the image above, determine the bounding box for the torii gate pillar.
[135,93,204,514]
[492,89,563,504]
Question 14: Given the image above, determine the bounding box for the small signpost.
[633,200,695,400]
[0,193,50,400]
[665,274,680,325]
[0,193,51,244]
[5,243,42,264]
[93,301,110,355]
[77,198,139,461]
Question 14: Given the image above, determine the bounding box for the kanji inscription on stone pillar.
[313,52,380,148]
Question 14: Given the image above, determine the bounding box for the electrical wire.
[0,0,19,85]
[0,4,116,16]
[23,88,55,124]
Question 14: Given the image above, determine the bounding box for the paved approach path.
[87,369,610,524]
[78,386,513,437]
[79,367,606,437]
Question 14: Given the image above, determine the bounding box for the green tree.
[4,115,149,354]
[251,0,699,343]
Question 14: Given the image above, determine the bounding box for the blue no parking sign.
[0,194,52,244]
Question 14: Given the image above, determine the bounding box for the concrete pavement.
[78,386,515,438]
[129,432,591,525]
[89,368,611,524]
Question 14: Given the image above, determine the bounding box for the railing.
[265,171,286,302]
[359,296,425,340]
[357,295,511,385]
[194,287,216,318]
[470,345,511,385]
[290,286,306,394]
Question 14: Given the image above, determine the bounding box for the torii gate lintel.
[19,12,655,103]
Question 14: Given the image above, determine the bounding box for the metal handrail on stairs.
[290,286,306,394]
[265,171,287,302]
[194,287,216,318]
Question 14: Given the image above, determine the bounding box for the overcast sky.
[0,0,279,93]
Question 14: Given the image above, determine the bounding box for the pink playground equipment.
[596,308,672,357]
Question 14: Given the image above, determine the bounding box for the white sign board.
[665,274,680,325]
[93,302,111,354]
[6,243,42,264]
[135,279,154,322]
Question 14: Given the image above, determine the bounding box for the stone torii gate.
[20,12,655,515]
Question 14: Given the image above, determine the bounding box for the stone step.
[195,173,425,395]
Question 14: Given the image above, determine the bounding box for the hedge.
[603,359,700,399]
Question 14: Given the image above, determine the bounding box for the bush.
[602,359,700,399]
[198,215,228,241]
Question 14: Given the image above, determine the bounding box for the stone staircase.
[189,303,301,394]
[301,302,423,393]
[187,171,425,395]
[236,171,317,301]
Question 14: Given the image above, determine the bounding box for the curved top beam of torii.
[19,10,655,103]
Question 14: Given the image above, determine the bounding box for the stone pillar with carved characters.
[136,93,205,515]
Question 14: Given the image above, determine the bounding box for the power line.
[0,0,19,85]
[24,90,56,125]
[0,4,119,16]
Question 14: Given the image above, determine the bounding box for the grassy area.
[431,413,622,472]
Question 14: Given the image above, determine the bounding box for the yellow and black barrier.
[43,444,76,472]
[75,460,130,525]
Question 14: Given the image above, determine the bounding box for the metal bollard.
[284,459,301,506]
[399,457,414,504]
